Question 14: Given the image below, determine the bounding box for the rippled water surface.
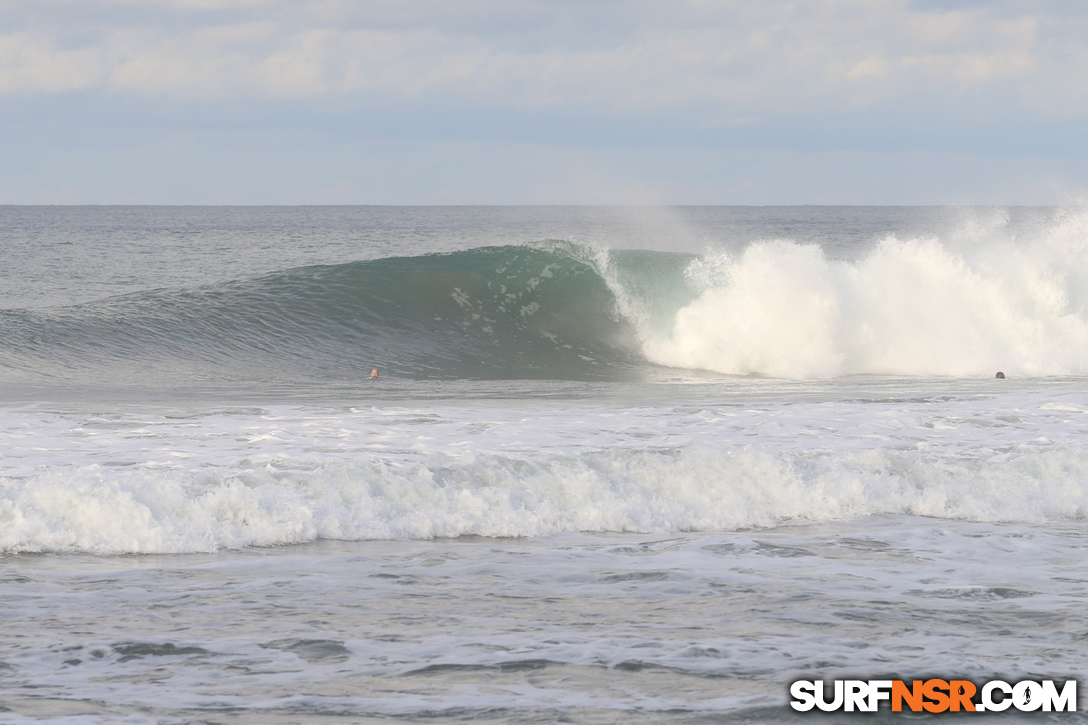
[2,206,1087,722]
[4,519,1087,723]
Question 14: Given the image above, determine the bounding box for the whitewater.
[2,206,1087,723]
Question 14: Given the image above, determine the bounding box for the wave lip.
[637,211,1088,378]
[6,208,1088,388]
[0,243,654,386]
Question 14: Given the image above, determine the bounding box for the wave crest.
[636,212,1088,377]
[6,209,1088,387]
[5,444,1087,554]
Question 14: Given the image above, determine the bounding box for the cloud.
[0,32,106,92]
[2,0,1087,204]
[1,0,1085,125]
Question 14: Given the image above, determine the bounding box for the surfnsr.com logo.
[790,679,1077,713]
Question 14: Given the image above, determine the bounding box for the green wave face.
[0,244,692,388]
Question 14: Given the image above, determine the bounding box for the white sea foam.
[3,389,1087,554]
[8,518,1085,722]
[632,210,1088,377]
[4,208,1088,723]
[5,444,1088,555]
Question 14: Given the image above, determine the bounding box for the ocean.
[1,205,1086,723]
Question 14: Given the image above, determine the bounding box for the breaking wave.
[4,208,1088,386]
[4,442,1088,554]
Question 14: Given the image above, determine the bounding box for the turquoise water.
[1,206,1086,722]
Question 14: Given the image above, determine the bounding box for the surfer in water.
[995,371,1005,379]
[371,368,379,380]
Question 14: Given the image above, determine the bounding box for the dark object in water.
[995,371,1005,379]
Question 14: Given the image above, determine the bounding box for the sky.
[1,0,1087,205]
